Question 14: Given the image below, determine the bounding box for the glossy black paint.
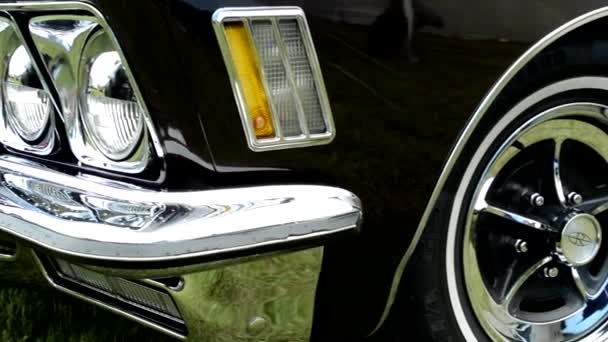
[6,0,608,339]
[147,1,522,338]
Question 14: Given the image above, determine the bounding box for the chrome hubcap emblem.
[557,213,602,266]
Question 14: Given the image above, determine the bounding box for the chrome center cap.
[558,213,602,266]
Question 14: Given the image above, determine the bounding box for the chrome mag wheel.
[463,103,608,341]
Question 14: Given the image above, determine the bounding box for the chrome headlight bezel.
[78,28,146,162]
[29,13,162,173]
[0,16,56,155]
[5,45,53,143]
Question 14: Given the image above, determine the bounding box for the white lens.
[4,45,52,142]
[80,35,144,161]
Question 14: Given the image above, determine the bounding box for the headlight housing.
[79,30,144,161]
[5,45,52,142]
[0,18,56,155]
[29,17,160,173]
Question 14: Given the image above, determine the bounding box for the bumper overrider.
[0,156,362,340]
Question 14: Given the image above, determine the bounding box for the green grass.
[0,286,172,342]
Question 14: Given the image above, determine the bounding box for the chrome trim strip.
[371,7,608,334]
[212,7,336,152]
[0,155,360,263]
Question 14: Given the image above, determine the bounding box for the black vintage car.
[1,0,608,341]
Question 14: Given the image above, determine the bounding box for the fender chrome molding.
[371,6,608,334]
[0,155,361,263]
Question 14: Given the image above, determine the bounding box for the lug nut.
[568,192,583,205]
[543,267,559,278]
[515,239,528,253]
[530,193,545,207]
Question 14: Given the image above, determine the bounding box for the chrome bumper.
[0,156,360,263]
[0,156,362,340]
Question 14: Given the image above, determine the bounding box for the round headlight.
[80,30,144,161]
[4,45,52,142]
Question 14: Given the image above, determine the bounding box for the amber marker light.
[223,21,275,138]
[213,7,336,152]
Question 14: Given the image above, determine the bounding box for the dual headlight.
[0,15,154,173]
[79,30,144,161]
[5,45,52,143]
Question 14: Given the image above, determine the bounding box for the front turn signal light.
[223,21,275,138]
[213,7,336,152]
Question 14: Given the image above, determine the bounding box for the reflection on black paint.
[32,0,532,339]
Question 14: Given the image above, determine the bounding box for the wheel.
[392,42,608,342]
[452,100,608,341]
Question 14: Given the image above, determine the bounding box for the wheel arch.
[370,6,608,336]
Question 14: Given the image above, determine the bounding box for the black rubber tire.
[379,37,608,342]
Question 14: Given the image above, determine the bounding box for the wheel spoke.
[479,204,553,232]
[553,138,567,206]
[579,195,608,215]
[572,266,608,300]
[502,256,553,308]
